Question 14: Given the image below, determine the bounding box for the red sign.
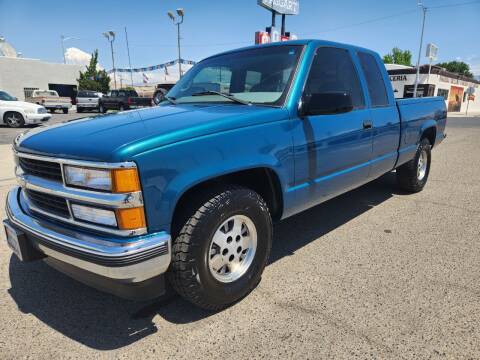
[255,31,270,44]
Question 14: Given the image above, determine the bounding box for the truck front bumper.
[4,187,171,300]
[24,113,52,124]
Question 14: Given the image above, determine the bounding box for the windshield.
[35,91,57,97]
[167,45,303,106]
[0,91,16,101]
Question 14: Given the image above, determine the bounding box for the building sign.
[255,31,271,45]
[257,0,300,15]
[389,75,407,82]
[426,43,438,60]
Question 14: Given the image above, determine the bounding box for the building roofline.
[388,64,480,85]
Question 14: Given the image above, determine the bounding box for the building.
[386,64,480,113]
[0,37,83,101]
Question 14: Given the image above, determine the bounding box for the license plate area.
[3,220,45,262]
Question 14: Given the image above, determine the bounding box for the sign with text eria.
[257,0,300,15]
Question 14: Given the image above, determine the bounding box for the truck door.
[292,46,373,212]
[357,51,400,178]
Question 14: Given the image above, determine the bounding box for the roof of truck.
[203,39,378,61]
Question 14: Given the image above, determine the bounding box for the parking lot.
[0,114,479,359]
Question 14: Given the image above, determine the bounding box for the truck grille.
[19,157,63,182]
[26,189,70,218]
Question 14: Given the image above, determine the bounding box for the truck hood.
[16,104,289,162]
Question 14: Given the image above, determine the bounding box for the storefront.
[386,64,479,113]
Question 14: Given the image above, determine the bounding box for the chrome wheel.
[5,113,22,128]
[208,215,257,283]
[417,149,428,181]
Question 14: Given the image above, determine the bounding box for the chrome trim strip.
[17,169,144,209]
[6,187,171,282]
[15,150,137,169]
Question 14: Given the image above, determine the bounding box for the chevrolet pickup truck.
[4,40,446,310]
[26,90,72,114]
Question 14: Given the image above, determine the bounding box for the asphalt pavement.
[0,113,479,359]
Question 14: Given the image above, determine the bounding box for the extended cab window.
[358,52,389,107]
[305,47,365,109]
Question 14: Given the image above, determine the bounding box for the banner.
[108,59,196,74]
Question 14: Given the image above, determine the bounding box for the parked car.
[98,89,152,112]
[0,90,51,128]
[152,83,175,105]
[76,90,103,113]
[4,40,447,310]
[26,90,72,114]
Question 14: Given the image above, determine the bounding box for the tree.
[435,61,473,78]
[383,47,412,66]
[77,50,110,93]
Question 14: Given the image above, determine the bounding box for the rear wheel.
[4,112,25,128]
[119,104,125,111]
[168,186,272,310]
[396,138,432,193]
[62,108,68,114]
[99,104,107,113]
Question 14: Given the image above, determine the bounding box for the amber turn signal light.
[116,207,146,230]
[112,168,141,193]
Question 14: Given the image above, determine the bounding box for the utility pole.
[103,31,117,89]
[124,27,134,87]
[413,1,427,98]
[167,8,185,79]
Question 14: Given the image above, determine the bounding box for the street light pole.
[103,31,117,89]
[168,8,185,79]
[413,1,427,98]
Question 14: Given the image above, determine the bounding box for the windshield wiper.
[164,96,177,105]
[191,91,251,105]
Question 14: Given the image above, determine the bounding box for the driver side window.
[305,47,365,109]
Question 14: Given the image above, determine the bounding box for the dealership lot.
[0,115,479,359]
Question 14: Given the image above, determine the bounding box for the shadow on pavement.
[7,173,400,350]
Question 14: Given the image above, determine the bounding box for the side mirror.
[300,91,354,116]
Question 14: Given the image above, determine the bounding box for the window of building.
[358,52,389,107]
[437,88,449,100]
[304,47,365,109]
[24,87,39,99]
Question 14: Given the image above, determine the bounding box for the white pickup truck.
[26,90,72,114]
[0,90,51,128]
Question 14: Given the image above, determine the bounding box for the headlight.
[64,166,112,191]
[64,165,141,193]
[37,107,47,114]
[71,203,117,227]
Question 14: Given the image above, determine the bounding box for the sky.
[1,0,479,76]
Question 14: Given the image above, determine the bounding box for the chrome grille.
[19,157,62,181]
[25,189,70,218]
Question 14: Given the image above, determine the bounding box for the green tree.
[435,61,473,78]
[383,47,413,66]
[77,50,110,93]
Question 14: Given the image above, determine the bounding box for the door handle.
[363,120,373,129]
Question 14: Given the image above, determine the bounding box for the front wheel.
[99,104,107,113]
[168,186,272,310]
[396,138,432,193]
[4,112,25,128]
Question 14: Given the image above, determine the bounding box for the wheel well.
[171,168,283,235]
[421,127,436,147]
[3,111,23,121]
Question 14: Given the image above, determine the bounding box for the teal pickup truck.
[4,40,446,310]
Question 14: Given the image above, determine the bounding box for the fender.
[132,120,295,232]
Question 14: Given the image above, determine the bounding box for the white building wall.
[389,72,480,113]
[0,57,83,100]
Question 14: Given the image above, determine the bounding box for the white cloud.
[64,47,103,70]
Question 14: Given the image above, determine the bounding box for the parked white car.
[0,90,51,128]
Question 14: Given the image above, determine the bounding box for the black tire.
[396,138,432,193]
[76,107,83,113]
[99,104,107,113]
[168,186,272,310]
[4,111,25,128]
[62,108,68,114]
[153,90,166,105]
[119,104,125,111]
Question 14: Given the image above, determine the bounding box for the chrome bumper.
[5,186,171,283]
